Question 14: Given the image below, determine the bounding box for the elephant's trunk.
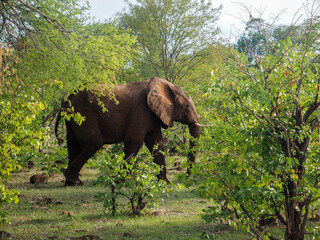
[186,123,201,176]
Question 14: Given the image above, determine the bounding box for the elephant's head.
[147,77,206,173]
[147,77,202,127]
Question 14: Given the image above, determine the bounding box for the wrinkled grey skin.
[55,77,204,185]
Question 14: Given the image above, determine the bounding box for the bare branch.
[0,0,71,45]
[16,0,70,34]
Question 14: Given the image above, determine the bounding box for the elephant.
[55,77,206,185]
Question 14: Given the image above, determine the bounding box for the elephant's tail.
[55,109,64,145]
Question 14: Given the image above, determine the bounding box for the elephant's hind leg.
[63,124,82,185]
[66,124,81,166]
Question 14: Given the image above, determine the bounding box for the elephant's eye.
[186,104,191,109]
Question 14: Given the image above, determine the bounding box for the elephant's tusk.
[194,123,210,127]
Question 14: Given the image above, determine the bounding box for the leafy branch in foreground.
[193,9,320,240]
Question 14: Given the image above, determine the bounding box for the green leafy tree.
[17,23,136,109]
[0,0,88,223]
[118,0,221,83]
[1,0,137,224]
[193,13,320,240]
[236,12,320,67]
[0,46,45,223]
[236,17,272,65]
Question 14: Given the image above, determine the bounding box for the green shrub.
[93,144,171,215]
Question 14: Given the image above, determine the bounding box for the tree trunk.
[284,180,306,240]
[285,226,305,240]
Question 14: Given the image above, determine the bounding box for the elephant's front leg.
[144,129,170,183]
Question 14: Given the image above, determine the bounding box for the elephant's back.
[65,80,161,144]
[113,80,148,97]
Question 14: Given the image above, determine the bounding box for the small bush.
[93,145,171,215]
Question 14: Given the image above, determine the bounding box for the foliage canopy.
[118,0,221,83]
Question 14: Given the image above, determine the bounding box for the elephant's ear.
[147,78,174,127]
